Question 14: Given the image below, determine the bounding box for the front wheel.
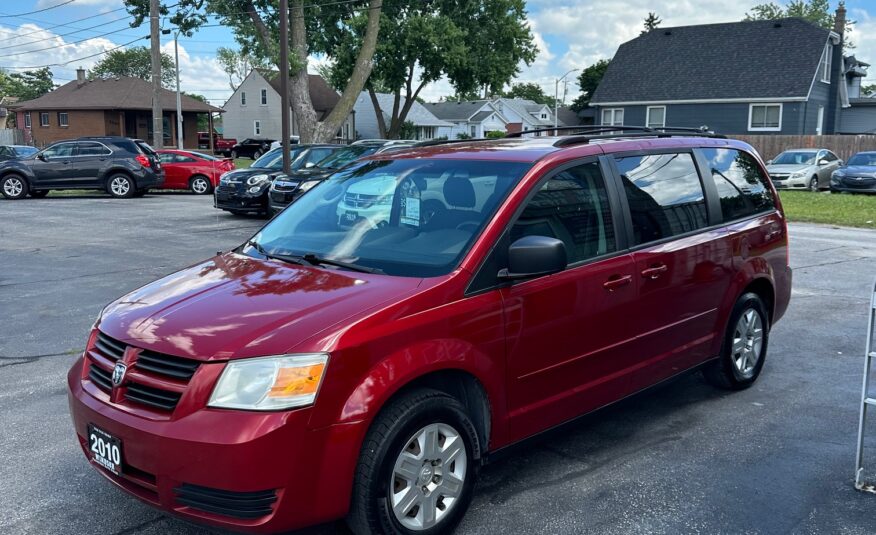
[106,174,135,198]
[809,176,819,191]
[1,174,29,199]
[189,175,213,194]
[704,292,769,390]
[231,150,238,160]
[347,389,480,535]
[252,149,262,160]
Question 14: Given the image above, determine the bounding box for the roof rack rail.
[505,125,655,138]
[550,125,725,147]
[412,137,490,148]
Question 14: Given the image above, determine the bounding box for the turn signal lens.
[208,354,328,411]
[268,363,326,398]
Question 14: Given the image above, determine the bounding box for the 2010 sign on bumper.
[87,424,122,475]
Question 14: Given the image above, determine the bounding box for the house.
[556,105,584,127]
[426,100,507,138]
[491,97,558,133]
[838,56,876,133]
[9,69,221,147]
[222,69,354,143]
[589,9,852,135]
[353,92,453,140]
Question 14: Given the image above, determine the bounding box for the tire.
[704,292,770,390]
[252,149,262,160]
[809,176,819,192]
[189,175,213,195]
[29,189,49,198]
[106,173,135,198]
[347,389,480,535]
[231,150,238,159]
[1,174,29,199]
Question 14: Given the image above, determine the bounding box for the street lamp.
[554,68,579,130]
[162,28,184,149]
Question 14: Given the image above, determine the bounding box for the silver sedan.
[766,148,842,191]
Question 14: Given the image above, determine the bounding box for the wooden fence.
[735,135,876,162]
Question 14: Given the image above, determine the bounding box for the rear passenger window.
[511,162,616,264]
[615,152,707,244]
[700,148,775,221]
[77,142,111,156]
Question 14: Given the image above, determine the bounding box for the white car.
[269,137,300,151]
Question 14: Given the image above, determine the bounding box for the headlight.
[789,171,805,179]
[832,170,845,178]
[297,179,321,193]
[246,174,269,186]
[208,353,328,411]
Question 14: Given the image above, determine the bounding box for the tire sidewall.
[722,292,769,387]
[106,174,134,198]
[371,397,480,535]
[1,174,29,199]
[810,176,818,191]
[190,175,212,194]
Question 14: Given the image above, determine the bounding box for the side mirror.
[37,153,47,161]
[817,159,828,166]
[498,235,567,281]
[766,160,773,165]
[305,162,316,168]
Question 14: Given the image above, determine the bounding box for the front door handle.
[603,274,632,291]
[641,263,668,279]
[62,160,71,164]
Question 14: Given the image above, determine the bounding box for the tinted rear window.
[701,148,775,222]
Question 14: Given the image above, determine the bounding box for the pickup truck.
[197,132,238,157]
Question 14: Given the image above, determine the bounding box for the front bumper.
[67,356,364,533]
[214,185,268,213]
[830,176,876,193]
[771,177,807,189]
[267,188,305,213]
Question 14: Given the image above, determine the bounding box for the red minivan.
[68,128,791,534]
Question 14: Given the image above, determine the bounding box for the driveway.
[2,194,876,534]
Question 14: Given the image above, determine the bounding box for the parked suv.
[68,127,791,534]
[230,138,275,160]
[0,136,163,199]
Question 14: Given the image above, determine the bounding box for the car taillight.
[135,154,150,167]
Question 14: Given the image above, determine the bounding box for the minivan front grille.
[174,484,277,519]
[86,331,200,413]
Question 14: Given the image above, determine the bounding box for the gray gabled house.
[589,12,852,135]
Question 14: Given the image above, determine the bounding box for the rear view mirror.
[498,236,567,281]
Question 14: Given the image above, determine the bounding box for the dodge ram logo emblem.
[111,362,127,386]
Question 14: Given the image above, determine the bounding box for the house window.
[646,106,666,128]
[39,112,49,127]
[58,112,69,127]
[470,125,477,137]
[819,43,832,83]
[540,113,547,119]
[601,108,623,126]
[260,88,267,105]
[241,91,247,106]
[419,126,435,140]
[24,112,31,128]
[254,120,261,136]
[748,103,782,131]
[816,105,824,135]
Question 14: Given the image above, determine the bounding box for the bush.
[456,132,473,140]
[485,130,506,139]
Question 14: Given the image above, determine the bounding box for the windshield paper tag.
[401,197,420,227]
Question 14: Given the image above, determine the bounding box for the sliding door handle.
[603,274,632,291]
[641,263,668,279]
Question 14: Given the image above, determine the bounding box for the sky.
[2,0,876,107]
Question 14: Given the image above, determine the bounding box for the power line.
[0,24,145,58]
[0,7,127,40]
[0,35,147,70]
[0,0,77,18]
[0,15,135,51]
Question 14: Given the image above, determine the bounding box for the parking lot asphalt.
[2,193,876,535]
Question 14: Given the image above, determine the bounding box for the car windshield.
[253,147,307,170]
[315,145,379,170]
[772,151,817,165]
[847,153,876,166]
[13,146,38,157]
[246,158,531,277]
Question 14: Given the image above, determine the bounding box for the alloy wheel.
[3,177,23,197]
[110,176,131,197]
[731,309,763,378]
[389,423,467,531]
[192,177,210,194]
[809,177,818,191]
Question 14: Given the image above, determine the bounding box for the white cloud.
[847,8,876,88]
[0,22,119,75]
[36,0,120,7]
[160,41,232,105]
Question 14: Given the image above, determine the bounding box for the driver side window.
[510,162,616,264]
[42,143,75,158]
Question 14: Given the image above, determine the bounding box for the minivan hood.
[98,253,422,361]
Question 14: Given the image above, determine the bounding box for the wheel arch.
[742,276,775,326]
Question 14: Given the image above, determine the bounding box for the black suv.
[0,136,163,199]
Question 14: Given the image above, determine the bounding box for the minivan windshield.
[252,147,307,170]
[245,158,531,277]
[772,151,817,165]
[846,153,876,166]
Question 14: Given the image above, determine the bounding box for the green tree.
[182,92,211,130]
[216,46,266,91]
[642,12,661,34]
[89,46,176,87]
[501,82,553,106]
[124,0,383,143]
[862,84,876,96]
[327,0,536,138]
[0,67,55,101]
[745,0,853,45]
[570,59,610,112]
[398,120,417,139]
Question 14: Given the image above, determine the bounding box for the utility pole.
[554,68,579,131]
[173,31,183,149]
[149,0,163,148]
[279,0,291,174]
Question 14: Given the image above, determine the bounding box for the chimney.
[834,2,846,36]
[76,67,85,86]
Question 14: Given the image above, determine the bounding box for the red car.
[68,128,791,534]
[156,149,235,194]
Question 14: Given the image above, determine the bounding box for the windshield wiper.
[302,253,384,274]
[245,240,308,266]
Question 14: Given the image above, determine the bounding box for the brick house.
[11,69,222,147]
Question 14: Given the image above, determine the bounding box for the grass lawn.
[234,158,253,169]
[778,190,876,228]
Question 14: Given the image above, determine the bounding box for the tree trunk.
[386,64,427,139]
[367,86,387,139]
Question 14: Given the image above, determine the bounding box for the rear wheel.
[809,176,819,191]
[347,389,479,535]
[231,150,238,159]
[704,292,769,390]
[1,174,28,199]
[106,173,135,198]
[189,175,213,194]
[253,149,262,160]
[29,189,49,198]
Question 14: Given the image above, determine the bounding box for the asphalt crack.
[110,516,166,535]
[0,349,82,368]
